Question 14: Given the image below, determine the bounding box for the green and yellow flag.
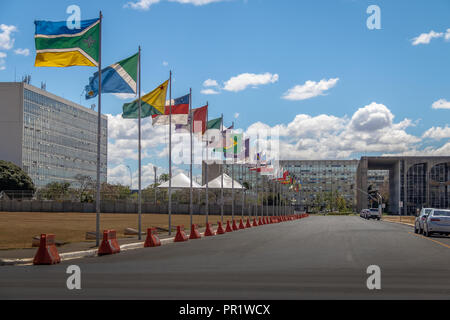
[34,18,100,67]
[122,80,169,119]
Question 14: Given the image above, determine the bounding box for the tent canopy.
[203,173,244,190]
[157,173,203,189]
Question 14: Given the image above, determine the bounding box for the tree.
[37,182,71,200]
[0,160,35,193]
[74,174,95,202]
[159,173,170,183]
[101,183,132,201]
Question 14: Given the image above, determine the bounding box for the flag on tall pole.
[152,94,189,126]
[122,80,168,118]
[189,88,193,227]
[168,71,173,235]
[34,18,100,67]
[85,52,138,99]
[34,13,102,245]
[205,102,209,224]
[220,114,224,223]
[137,46,142,240]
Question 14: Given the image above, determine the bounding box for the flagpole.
[241,160,244,219]
[95,11,102,247]
[189,88,193,227]
[138,46,142,240]
[231,121,235,221]
[205,102,209,224]
[168,71,172,236]
[220,113,224,223]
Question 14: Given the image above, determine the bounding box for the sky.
[0,0,449,188]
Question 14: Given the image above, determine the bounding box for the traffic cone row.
[32,213,309,265]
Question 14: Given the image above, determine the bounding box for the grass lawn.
[0,212,237,249]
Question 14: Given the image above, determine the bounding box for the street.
[1,216,450,299]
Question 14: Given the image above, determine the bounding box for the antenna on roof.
[22,75,31,84]
[91,104,96,111]
[40,82,46,91]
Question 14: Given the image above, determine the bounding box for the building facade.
[0,82,107,188]
[279,160,359,211]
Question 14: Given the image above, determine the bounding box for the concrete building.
[205,156,450,215]
[0,82,107,188]
[357,156,450,215]
[279,160,359,211]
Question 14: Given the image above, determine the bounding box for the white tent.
[157,173,203,189]
[204,173,244,190]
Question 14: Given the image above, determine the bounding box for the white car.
[366,208,381,220]
[423,209,450,237]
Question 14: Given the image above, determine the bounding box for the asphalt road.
[1,215,450,300]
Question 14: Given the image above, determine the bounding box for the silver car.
[414,208,432,234]
[423,209,450,237]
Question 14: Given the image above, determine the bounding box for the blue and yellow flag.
[34,18,100,67]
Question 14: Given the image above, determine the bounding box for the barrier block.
[98,230,121,256]
[246,218,252,228]
[239,219,245,229]
[252,218,258,227]
[258,217,263,226]
[216,221,226,235]
[144,228,161,247]
[204,223,215,236]
[174,225,189,242]
[225,220,233,232]
[189,224,202,240]
[33,234,61,265]
[232,220,239,231]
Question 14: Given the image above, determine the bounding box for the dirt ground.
[382,215,415,225]
[0,212,236,249]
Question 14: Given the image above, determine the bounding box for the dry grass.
[382,215,415,225]
[0,212,236,249]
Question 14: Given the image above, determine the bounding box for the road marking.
[408,232,450,249]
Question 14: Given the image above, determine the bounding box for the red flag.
[192,105,208,134]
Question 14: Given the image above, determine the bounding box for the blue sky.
[0,0,449,187]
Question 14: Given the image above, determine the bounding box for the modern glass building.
[279,160,359,211]
[0,82,107,188]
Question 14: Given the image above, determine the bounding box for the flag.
[214,132,243,157]
[34,18,100,67]
[152,94,189,126]
[202,117,222,144]
[85,53,138,99]
[122,80,169,119]
[176,105,208,133]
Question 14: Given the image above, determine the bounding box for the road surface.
[1,215,450,299]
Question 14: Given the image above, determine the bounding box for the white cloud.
[350,102,393,132]
[14,48,29,56]
[432,99,450,110]
[282,78,339,101]
[383,142,450,157]
[168,0,224,5]
[162,61,168,66]
[223,72,279,92]
[124,0,223,10]
[112,93,137,100]
[411,30,443,45]
[234,112,239,119]
[203,79,219,87]
[0,24,17,50]
[0,52,6,70]
[422,126,450,140]
[108,163,162,189]
[446,28,450,41]
[200,88,220,95]
[245,102,423,160]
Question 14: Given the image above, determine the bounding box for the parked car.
[423,209,450,237]
[367,208,381,220]
[414,208,433,234]
[360,209,370,219]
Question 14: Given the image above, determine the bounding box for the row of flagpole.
[33,11,299,248]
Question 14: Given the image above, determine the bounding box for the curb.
[0,236,176,267]
[382,219,414,227]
